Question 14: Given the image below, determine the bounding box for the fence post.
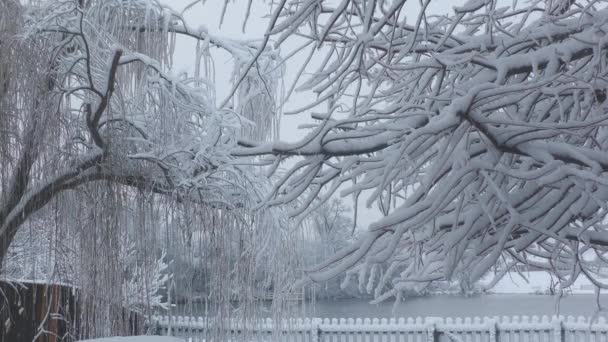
[311,318,321,342]
[485,317,497,342]
[426,318,438,342]
[553,316,564,342]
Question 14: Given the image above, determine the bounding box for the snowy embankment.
[78,337,183,342]
[481,271,599,295]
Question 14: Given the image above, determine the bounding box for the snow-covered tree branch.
[235,0,608,300]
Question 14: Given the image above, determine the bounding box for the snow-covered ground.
[78,337,184,342]
[481,271,600,294]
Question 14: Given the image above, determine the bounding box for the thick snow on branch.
[245,0,608,299]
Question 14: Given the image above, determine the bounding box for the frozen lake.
[172,294,608,318]
[304,294,608,318]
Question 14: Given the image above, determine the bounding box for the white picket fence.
[149,315,608,341]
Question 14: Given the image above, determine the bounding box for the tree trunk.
[0,218,16,275]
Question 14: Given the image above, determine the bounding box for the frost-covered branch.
[240,0,608,299]
[0,0,272,278]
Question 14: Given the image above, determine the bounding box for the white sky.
[164,0,464,230]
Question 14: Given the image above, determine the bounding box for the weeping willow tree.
[0,0,298,339]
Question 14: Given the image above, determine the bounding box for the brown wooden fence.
[0,280,77,342]
[0,280,144,342]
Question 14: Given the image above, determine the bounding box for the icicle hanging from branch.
[236,51,283,141]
